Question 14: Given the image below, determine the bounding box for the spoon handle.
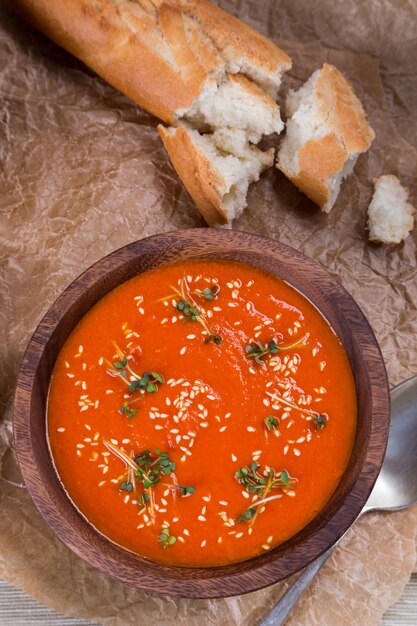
[258,545,336,626]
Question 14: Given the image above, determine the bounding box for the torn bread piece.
[368,175,415,245]
[277,63,375,212]
[158,125,274,226]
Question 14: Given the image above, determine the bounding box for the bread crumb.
[368,175,415,245]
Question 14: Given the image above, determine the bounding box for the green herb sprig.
[245,333,310,364]
[103,439,196,528]
[264,415,280,431]
[105,345,164,418]
[160,277,222,345]
[159,527,177,548]
[235,462,296,527]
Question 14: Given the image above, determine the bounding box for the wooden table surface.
[0,575,416,625]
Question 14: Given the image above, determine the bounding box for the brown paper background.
[1,0,417,624]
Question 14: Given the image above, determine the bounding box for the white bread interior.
[277,64,375,212]
[158,125,274,226]
[180,74,284,143]
[368,175,415,245]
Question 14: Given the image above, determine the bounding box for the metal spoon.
[260,375,417,626]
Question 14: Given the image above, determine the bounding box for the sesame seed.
[242,491,249,499]
[293,448,301,456]
[286,490,296,497]
[219,426,227,433]
[202,495,211,502]
[284,445,289,455]
[179,346,187,355]
[262,544,271,550]
[78,345,83,353]
[219,500,228,506]
[200,422,208,428]
[105,389,113,395]
[98,480,106,487]
[198,515,206,522]
[57,427,65,433]
[263,398,270,407]
[247,426,256,433]
[218,537,223,543]
[231,453,237,462]
[183,529,190,536]
[200,540,207,547]
[76,444,84,449]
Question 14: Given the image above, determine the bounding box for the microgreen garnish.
[245,340,279,363]
[160,276,222,344]
[105,345,164,418]
[178,485,196,496]
[119,405,138,419]
[245,333,310,364]
[313,414,327,431]
[235,462,296,527]
[103,439,195,526]
[236,507,256,522]
[127,371,164,394]
[159,527,177,548]
[265,391,329,433]
[201,285,219,301]
[119,481,133,492]
[204,333,222,345]
[264,415,279,431]
[176,299,200,320]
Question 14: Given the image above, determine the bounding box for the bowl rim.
[12,228,390,598]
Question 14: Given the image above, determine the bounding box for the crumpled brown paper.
[1,0,417,624]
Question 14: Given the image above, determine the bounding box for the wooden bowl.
[13,229,390,599]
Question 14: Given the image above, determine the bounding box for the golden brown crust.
[282,135,347,209]
[176,0,292,75]
[316,64,375,154]
[277,63,374,211]
[12,0,291,124]
[158,125,228,225]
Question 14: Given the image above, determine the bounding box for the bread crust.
[158,125,228,225]
[12,0,291,124]
[277,63,374,211]
[285,135,347,208]
[316,64,375,153]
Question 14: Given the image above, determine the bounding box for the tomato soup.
[47,260,356,566]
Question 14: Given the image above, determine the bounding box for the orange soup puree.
[48,260,356,566]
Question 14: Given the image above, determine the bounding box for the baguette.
[277,64,375,212]
[367,175,415,245]
[12,0,291,223]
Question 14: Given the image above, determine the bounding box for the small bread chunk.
[277,64,375,212]
[368,175,415,245]
[158,125,274,226]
